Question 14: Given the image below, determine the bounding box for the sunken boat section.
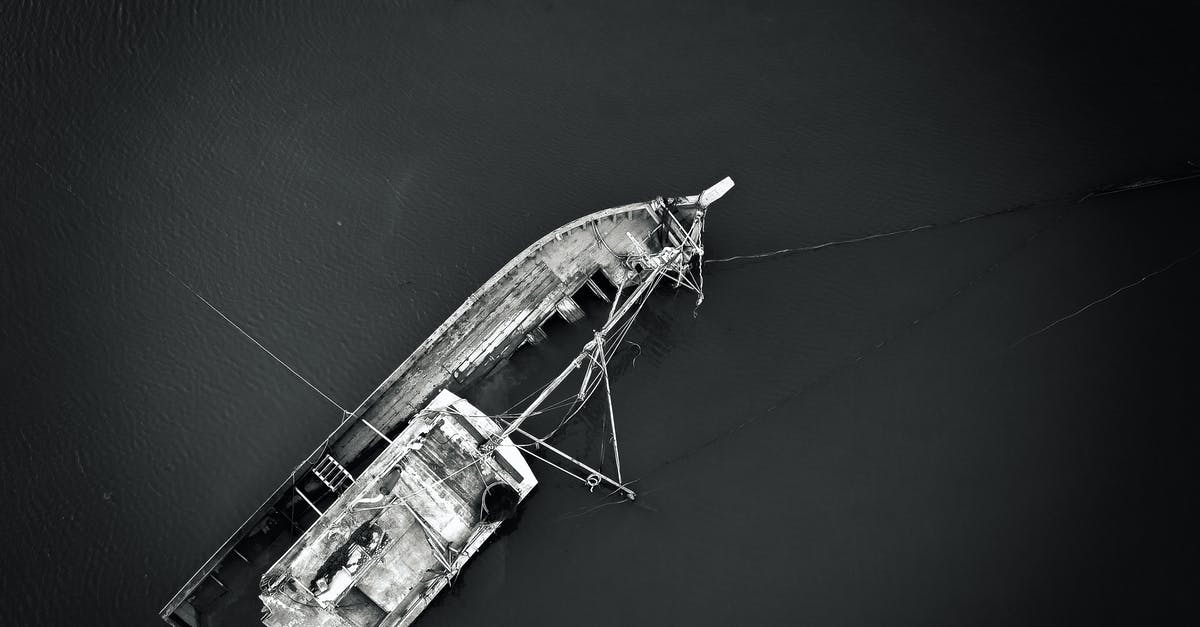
[161,177,735,627]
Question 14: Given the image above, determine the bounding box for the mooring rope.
[706,223,937,264]
[150,256,352,416]
[704,196,1069,265]
[640,199,1080,478]
[707,165,1200,267]
[1009,245,1200,349]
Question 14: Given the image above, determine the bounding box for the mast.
[481,177,734,501]
[489,264,669,445]
[597,332,622,483]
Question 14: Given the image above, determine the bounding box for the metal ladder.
[311,453,354,494]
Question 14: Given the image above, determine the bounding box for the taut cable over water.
[149,255,353,417]
[30,155,356,418]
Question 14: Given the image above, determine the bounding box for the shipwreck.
[161,177,735,627]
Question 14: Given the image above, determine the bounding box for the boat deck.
[333,200,668,461]
[261,390,537,627]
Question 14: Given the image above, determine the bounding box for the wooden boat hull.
[160,179,733,627]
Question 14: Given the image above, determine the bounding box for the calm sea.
[3,2,1198,625]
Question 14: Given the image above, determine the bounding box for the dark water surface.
[3,2,1199,625]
